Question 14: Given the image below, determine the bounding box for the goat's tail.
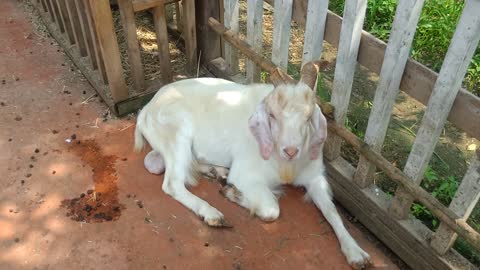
[134,110,146,152]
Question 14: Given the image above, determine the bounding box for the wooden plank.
[389,0,480,219]
[431,151,480,255]
[223,0,240,74]
[174,1,183,32]
[354,0,425,188]
[84,0,108,82]
[195,0,222,64]
[323,0,367,161]
[271,0,293,71]
[48,0,65,32]
[115,80,165,116]
[44,0,56,22]
[39,0,48,12]
[301,0,328,66]
[263,0,480,140]
[182,0,197,75]
[56,0,76,45]
[245,0,263,83]
[75,0,96,68]
[325,157,474,270]
[153,4,173,83]
[118,0,146,91]
[132,0,178,12]
[88,0,129,102]
[66,0,88,57]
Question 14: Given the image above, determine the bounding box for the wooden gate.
[203,0,480,269]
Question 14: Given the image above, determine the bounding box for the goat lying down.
[134,70,372,269]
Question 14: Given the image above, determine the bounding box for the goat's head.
[248,63,328,161]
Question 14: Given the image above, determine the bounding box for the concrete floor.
[1,1,402,269]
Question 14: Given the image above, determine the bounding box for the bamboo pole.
[207,16,480,252]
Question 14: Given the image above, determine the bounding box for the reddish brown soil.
[61,139,125,223]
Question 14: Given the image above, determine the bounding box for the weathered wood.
[327,121,480,252]
[39,0,48,13]
[132,0,178,12]
[49,0,65,32]
[44,0,56,22]
[84,0,108,82]
[118,0,146,91]
[182,0,197,75]
[389,0,480,219]
[271,0,293,71]
[301,0,328,66]
[323,0,367,161]
[89,0,129,102]
[246,0,263,83]
[206,57,235,81]
[66,0,88,57]
[174,1,183,32]
[115,80,165,116]
[354,0,425,188]
[153,4,173,83]
[56,0,76,45]
[195,0,222,64]
[223,0,240,74]
[263,0,480,140]
[431,151,480,255]
[75,0,96,68]
[325,157,474,270]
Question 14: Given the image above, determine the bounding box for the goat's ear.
[309,104,328,160]
[248,101,274,160]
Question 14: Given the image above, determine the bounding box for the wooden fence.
[204,0,480,269]
[33,0,480,269]
[33,0,197,116]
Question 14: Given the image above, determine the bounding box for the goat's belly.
[192,134,233,168]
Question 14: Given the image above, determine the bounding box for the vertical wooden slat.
[175,2,183,32]
[40,0,48,13]
[182,0,197,75]
[245,0,264,83]
[353,0,425,188]
[195,0,223,64]
[223,0,240,74]
[84,0,108,82]
[75,0,95,66]
[118,0,145,91]
[66,0,88,57]
[44,0,56,22]
[49,0,65,32]
[88,0,129,102]
[301,0,329,66]
[389,0,480,219]
[431,151,480,255]
[153,4,173,83]
[271,0,293,71]
[323,0,367,161]
[56,0,76,45]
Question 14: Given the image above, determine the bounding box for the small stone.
[136,200,144,208]
[14,116,22,121]
[52,171,56,175]
[26,173,32,178]
[1,79,5,84]
[82,91,86,94]
[8,138,12,142]
[29,164,34,168]
[34,148,39,153]
[21,180,25,185]
[0,102,5,106]
[52,130,59,134]
[204,242,209,247]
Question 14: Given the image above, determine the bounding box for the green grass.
[327,0,480,266]
[328,0,480,96]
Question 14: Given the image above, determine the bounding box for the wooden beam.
[323,0,367,161]
[182,0,197,75]
[195,0,222,64]
[271,0,293,70]
[88,0,129,102]
[132,0,178,12]
[48,0,65,32]
[263,0,480,140]
[75,0,96,68]
[245,0,263,83]
[431,151,480,255]
[223,0,240,74]
[118,0,146,91]
[153,4,173,82]
[66,0,88,57]
[389,0,480,219]
[56,0,76,45]
[354,0,425,188]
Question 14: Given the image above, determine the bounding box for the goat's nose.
[283,147,299,158]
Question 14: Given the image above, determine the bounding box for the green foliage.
[328,0,480,96]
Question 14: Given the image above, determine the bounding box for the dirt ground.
[0,1,412,270]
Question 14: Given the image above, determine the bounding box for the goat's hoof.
[204,217,233,228]
[256,207,280,222]
[344,245,373,269]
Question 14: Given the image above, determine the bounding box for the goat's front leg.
[298,169,372,269]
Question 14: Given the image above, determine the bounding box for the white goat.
[134,69,372,269]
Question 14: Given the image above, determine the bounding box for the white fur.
[134,77,371,268]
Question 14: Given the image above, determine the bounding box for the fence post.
[301,0,329,67]
[271,0,293,71]
[246,0,264,83]
[323,0,367,161]
[430,151,480,254]
[353,0,425,188]
[195,0,222,65]
[224,0,240,74]
[389,0,480,219]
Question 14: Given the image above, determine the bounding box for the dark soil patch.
[61,139,125,223]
